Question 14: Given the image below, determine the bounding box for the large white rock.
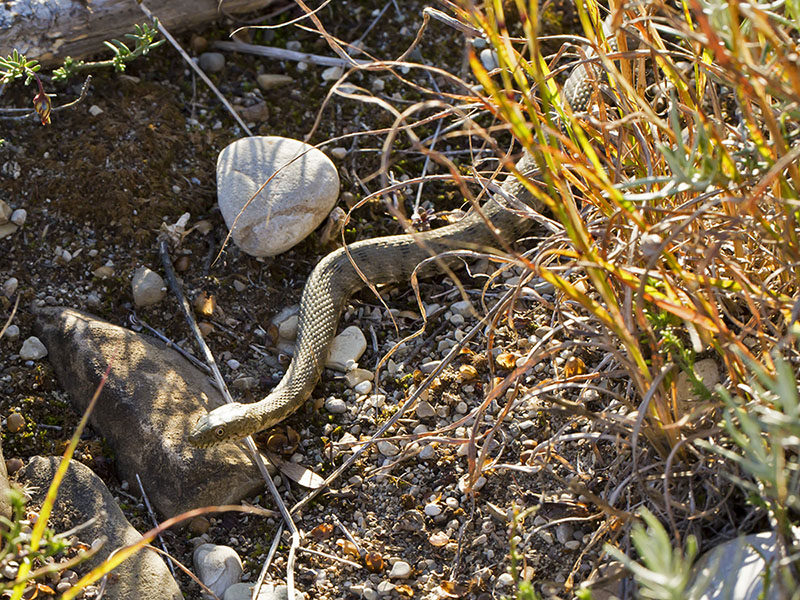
[691,531,781,599]
[217,136,340,257]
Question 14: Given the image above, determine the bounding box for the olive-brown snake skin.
[188,23,614,447]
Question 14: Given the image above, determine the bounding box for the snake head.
[188,403,259,448]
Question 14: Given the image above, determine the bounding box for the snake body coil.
[188,28,612,448]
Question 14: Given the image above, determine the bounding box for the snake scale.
[188,20,615,448]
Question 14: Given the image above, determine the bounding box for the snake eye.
[214,426,226,438]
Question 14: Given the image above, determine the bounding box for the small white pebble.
[88,105,104,116]
[172,185,181,194]
[4,324,20,341]
[321,66,343,81]
[424,503,442,517]
[354,380,372,395]
[496,573,514,587]
[419,444,436,460]
[389,561,411,579]
[19,336,47,360]
[416,400,435,418]
[10,209,26,226]
[449,313,465,326]
[324,397,347,414]
[227,359,240,370]
[329,147,347,160]
[377,440,399,457]
[2,277,18,297]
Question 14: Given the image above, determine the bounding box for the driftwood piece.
[0,0,275,65]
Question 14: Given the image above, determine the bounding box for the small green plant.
[0,21,163,127]
[605,509,699,600]
[52,20,164,81]
[0,49,41,84]
[700,342,800,592]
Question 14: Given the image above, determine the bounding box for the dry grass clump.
[450,0,800,595]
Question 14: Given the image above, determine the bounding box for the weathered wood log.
[0,0,275,65]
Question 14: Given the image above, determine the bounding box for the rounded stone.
[325,325,366,371]
[6,413,25,433]
[389,560,411,579]
[216,137,340,257]
[131,266,166,307]
[353,380,372,395]
[324,397,347,414]
[10,209,26,227]
[2,277,18,297]
[377,440,399,457]
[19,336,47,360]
[199,52,226,73]
[193,543,242,597]
[4,324,20,342]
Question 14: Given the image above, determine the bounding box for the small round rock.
[7,413,25,433]
[217,136,340,257]
[4,324,19,342]
[199,52,226,73]
[19,336,47,360]
[324,397,347,415]
[193,543,242,597]
[10,209,26,227]
[2,277,18,297]
[496,573,514,587]
[377,440,399,457]
[424,502,442,517]
[389,560,411,579]
[131,266,166,307]
[353,380,372,395]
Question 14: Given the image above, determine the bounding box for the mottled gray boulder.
[217,136,339,256]
[20,456,181,599]
[33,306,266,517]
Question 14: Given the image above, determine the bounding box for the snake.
[188,19,616,448]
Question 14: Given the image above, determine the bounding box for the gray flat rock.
[217,136,339,257]
[20,456,182,599]
[33,306,265,517]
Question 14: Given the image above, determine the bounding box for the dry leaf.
[265,451,324,489]
[194,292,216,317]
[309,523,334,540]
[336,538,361,559]
[429,530,449,546]
[564,356,586,377]
[496,352,518,370]
[364,551,384,572]
[266,427,299,455]
[458,364,478,381]
[438,580,470,598]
